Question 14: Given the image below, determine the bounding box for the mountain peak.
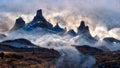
[23,9,54,30]
[33,9,46,22]
[36,9,43,17]
[67,29,77,36]
[78,20,86,30]
[77,21,97,43]
[52,23,64,33]
[11,17,25,31]
[55,23,60,27]
[16,17,25,23]
[77,20,88,34]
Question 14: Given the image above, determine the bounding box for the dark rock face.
[0,38,60,58]
[103,37,120,44]
[93,62,120,68]
[0,45,60,68]
[24,9,53,30]
[0,34,6,39]
[0,43,16,51]
[77,21,86,33]
[77,21,91,36]
[75,45,120,68]
[77,21,97,43]
[67,29,77,36]
[11,17,25,31]
[52,23,64,33]
[94,51,120,68]
[0,42,60,57]
[1,38,38,48]
[33,9,47,22]
[2,38,33,45]
[75,45,103,55]
[0,38,60,67]
[0,52,4,59]
[77,21,88,34]
[0,39,60,58]
[0,39,60,68]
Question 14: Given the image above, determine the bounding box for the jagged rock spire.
[78,21,86,31]
[77,20,88,34]
[24,9,53,30]
[33,9,47,22]
[11,17,25,31]
[67,29,77,36]
[36,9,43,17]
[77,20,97,43]
[52,23,64,33]
[54,23,59,28]
[64,27,67,33]
[77,20,91,36]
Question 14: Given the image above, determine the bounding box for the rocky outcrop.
[67,29,77,36]
[24,9,53,30]
[77,21,97,43]
[0,42,60,56]
[93,62,120,68]
[1,38,38,48]
[77,21,88,34]
[75,45,103,55]
[93,50,120,68]
[0,43,16,51]
[0,38,60,68]
[0,50,60,68]
[75,45,120,68]
[0,34,6,39]
[103,37,120,44]
[11,17,25,31]
[2,38,35,46]
[77,21,92,37]
[0,38,60,57]
[52,23,64,33]
[33,9,47,22]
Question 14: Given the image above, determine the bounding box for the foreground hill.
[75,45,120,68]
[0,38,60,68]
